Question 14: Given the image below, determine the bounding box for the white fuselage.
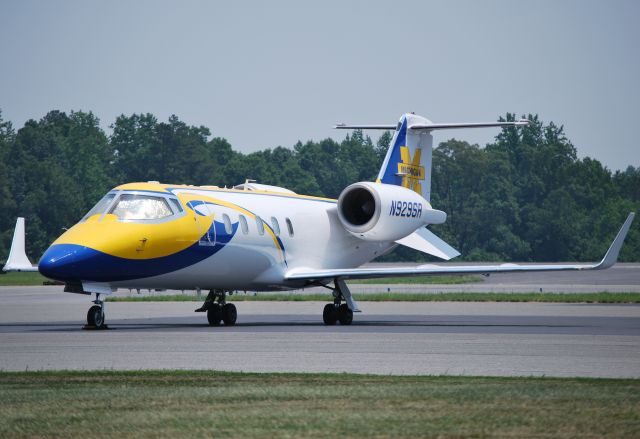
[108,188,395,291]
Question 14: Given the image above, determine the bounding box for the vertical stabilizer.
[377,114,434,202]
[2,217,37,272]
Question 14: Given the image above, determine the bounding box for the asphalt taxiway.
[0,286,638,377]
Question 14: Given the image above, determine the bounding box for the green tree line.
[0,110,638,263]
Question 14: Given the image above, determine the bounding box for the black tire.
[323,303,338,325]
[207,304,223,326]
[338,304,353,325]
[87,305,104,327]
[222,303,237,326]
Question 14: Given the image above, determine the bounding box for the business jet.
[2,113,635,328]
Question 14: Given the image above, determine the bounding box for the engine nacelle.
[337,182,446,241]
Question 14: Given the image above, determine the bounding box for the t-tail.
[336,113,529,202]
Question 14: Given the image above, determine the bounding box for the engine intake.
[339,186,379,228]
[337,182,445,242]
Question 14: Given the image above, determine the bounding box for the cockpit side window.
[81,193,116,222]
[109,194,173,220]
[169,198,183,213]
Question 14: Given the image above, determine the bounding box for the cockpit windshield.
[109,194,173,220]
[80,191,184,223]
[81,193,116,221]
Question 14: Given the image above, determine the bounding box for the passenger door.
[194,203,216,247]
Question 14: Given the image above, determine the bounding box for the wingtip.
[595,212,635,270]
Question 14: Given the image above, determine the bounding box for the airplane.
[2,112,636,329]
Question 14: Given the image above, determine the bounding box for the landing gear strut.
[85,294,107,329]
[322,278,359,325]
[195,289,237,326]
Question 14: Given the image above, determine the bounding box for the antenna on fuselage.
[242,179,257,191]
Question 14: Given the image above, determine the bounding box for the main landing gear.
[84,294,107,329]
[195,289,237,326]
[322,278,360,325]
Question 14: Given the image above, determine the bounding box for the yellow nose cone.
[53,212,205,259]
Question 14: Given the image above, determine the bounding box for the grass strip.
[0,371,638,438]
[0,271,50,286]
[107,292,640,303]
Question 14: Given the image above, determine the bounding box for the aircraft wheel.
[222,303,237,326]
[87,305,104,327]
[338,304,353,325]
[323,304,338,325]
[207,304,223,326]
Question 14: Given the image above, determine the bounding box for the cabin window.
[109,194,173,220]
[255,216,265,235]
[271,217,280,236]
[169,198,183,213]
[239,215,248,234]
[286,218,294,237]
[81,193,116,221]
[222,214,232,234]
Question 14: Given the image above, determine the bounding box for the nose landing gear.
[195,289,237,326]
[84,294,108,329]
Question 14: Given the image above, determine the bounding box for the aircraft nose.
[38,244,98,282]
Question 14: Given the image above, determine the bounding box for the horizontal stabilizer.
[334,123,395,130]
[2,218,38,272]
[396,227,460,260]
[408,120,529,131]
[334,120,529,131]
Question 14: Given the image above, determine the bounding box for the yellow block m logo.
[397,146,425,194]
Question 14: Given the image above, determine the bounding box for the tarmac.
[0,285,639,377]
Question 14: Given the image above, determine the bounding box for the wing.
[285,213,635,282]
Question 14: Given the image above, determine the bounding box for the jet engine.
[337,182,446,242]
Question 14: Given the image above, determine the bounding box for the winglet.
[593,212,635,270]
[2,217,38,272]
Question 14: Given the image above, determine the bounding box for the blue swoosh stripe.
[39,221,238,282]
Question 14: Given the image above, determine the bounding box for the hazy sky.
[1,0,638,171]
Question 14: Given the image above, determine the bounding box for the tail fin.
[377,113,434,202]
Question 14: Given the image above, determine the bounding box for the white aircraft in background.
[2,113,635,328]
